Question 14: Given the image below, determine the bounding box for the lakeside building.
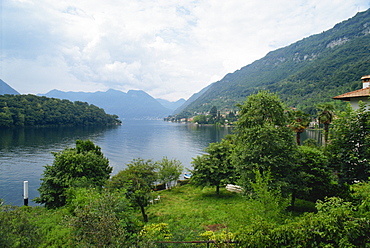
[333,75,370,109]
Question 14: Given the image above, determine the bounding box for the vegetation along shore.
[1,91,369,247]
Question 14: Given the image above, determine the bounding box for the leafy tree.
[106,158,157,222]
[317,102,335,145]
[232,91,298,197]
[191,137,236,194]
[192,114,208,124]
[327,102,370,185]
[288,110,311,145]
[35,140,112,208]
[291,146,338,205]
[66,188,140,247]
[157,157,183,189]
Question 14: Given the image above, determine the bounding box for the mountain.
[156,98,186,111]
[179,9,370,116]
[41,89,173,119]
[172,84,213,115]
[0,79,20,95]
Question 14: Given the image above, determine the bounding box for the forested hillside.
[0,94,121,127]
[180,9,370,116]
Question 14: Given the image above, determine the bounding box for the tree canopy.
[191,137,235,194]
[157,157,183,189]
[232,91,298,196]
[35,140,112,208]
[107,158,158,222]
[327,102,370,185]
[0,94,121,127]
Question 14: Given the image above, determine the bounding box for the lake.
[0,121,322,206]
[0,120,233,206]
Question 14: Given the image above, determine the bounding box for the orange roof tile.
[333,87,370,101]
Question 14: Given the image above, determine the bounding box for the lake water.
[0,120,233,206]
[0,121,322,206]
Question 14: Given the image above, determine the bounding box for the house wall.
[350,97,370,110]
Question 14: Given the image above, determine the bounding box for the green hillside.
[0,94,122,127]
[180,9,370,116]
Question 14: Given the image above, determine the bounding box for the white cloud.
[1,0,369,101]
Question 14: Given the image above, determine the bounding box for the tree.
[327,102,370,185]
[35,140,112,208]
[157,157,183,189]
[232,91,298,198]
[191,137,236,194]
[66,188,139,247]
[288,110,311,145]
[192,114,208,124]
[209,106,218,118]
[317,102,335,145]
[290,146,338,206]
[106,158,157,222]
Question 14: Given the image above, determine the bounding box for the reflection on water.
[0,121,232,206]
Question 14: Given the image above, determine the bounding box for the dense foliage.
[179,9,370,116]
[107,158,159,223]
[0,94,121,127]
[327,102,370,185]
[35,140,112,208]
[232,91,298,200]
[191,137,236,194]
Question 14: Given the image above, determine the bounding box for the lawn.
[147,184,258,241]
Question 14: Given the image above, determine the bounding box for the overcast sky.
[1,0,369,101]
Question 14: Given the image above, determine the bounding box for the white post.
[23,181,28,206]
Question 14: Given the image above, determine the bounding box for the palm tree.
[317,103,335,145]
[288,110,311,146]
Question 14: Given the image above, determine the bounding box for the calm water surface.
[0,120,232,206]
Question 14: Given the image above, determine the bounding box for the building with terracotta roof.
[333,75,370,110]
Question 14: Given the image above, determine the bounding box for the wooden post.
[23,181,28,206]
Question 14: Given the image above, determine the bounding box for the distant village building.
[333,75,370,109]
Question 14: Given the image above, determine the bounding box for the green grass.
[146,183,319,242]
[147,184,260,241]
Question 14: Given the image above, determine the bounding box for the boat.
[184,173,192,179]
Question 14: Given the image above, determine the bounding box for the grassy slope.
[146,183,314,241]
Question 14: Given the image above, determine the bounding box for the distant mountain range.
[0,78,185,120]
[178,9,370,116]
[39,89,183,120]
[0,79,20,95]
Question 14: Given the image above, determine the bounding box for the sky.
[1,0,369,101]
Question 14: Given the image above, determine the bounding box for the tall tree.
[327,102,370,185]
[209,106,218,118]
[106,158,157,222]
[191,137,235,194]
[35,140,112,208]
[232,91,298,198]
[317,102,335,145]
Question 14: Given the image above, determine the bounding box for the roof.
[333,87,370,101]
[361,75,370,80]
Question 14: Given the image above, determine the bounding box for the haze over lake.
[0,120,233,206]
